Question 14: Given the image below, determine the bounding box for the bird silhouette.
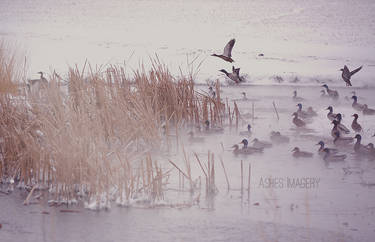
[340,65,362,86]
[211,39,236,63]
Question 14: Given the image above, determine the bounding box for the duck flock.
[203,39,375,162]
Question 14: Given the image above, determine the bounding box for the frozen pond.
[1,0,375,241]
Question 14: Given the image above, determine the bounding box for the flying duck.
[351,96,365,111]
[211,39,235,63]
[292,112,306,127]
[362,104,375,115]
[351,114,362,132]
[340,65,362,86]
[322,84,339,99]
[292,147,313,158]
[219,66,242,84]
[322,148,347,162]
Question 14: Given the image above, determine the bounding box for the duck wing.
[350,66,362,76]
[223,39,235,58]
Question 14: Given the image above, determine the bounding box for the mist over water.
[1,0,375,241]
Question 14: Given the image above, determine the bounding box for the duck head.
[351,95,358,101]
[326,106,333,112]
[352,113,359,119]
[292,147,300,152]
[322,84,328,89]
[317,141,325,147]
[335,113,342,121]
[240,139,249,148]
[354,134,362,141]
[296,103,302,110]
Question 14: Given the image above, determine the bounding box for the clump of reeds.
[0,43,228,208]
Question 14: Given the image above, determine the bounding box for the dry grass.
[0,43,228,207]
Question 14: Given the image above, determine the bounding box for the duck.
[340,65,362,86]
[241,92,248,100]
[239,124,252,136]
[320,90,330,98]
[322,84,339,99]
[306,107,318,117]
[326,106,337,121]
[219,66,242,84]
[362,104,375,115]
[232,144,263,155]
[251,138,273,149]
[351,96,365,111]
[293,90,305,102]
[211,39,235,63]
[354,134,370,154]
[365,143,375,157]
[331,120,342,138]
[204,120,224,133]
[239,139,264,153]
[335,113,350,134]
[351,114,362,132]
[188,131,205,143]
[292,112,306,127]
[322,148,347,162]
[292,147,313,158]
[270,131,290,144]
[333,131,354,146]
[316,141,338,155]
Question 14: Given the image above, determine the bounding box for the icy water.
[1,0,375,86]
[1,0,375,241]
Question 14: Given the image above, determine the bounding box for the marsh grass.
[0,43,230,208]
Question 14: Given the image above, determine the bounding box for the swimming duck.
[306,107,318,117]
[204,120,224,133]
[239,124,252,136]
[354,134,370,154]
[239,139,264,153]
[296,103,310,119]
[351,96,365,111]
[232,144,263,155]
[211,39,235,63]
[293,90,305,102]
[362,104,375,115]
[316,141,338,155]
[270,131,290,144]
[340,65,362,86]
[320,90,330,98]
[333,131,354,146]
[188,131,205,143]
[252,138,273,149]
[326,106,337,121]
[335,113,350,134]
[322,148,347,162]
[219,66,242,84]
[322,84,339,99]
[365,143,375,157]
[351,114,362,132]
[292,147,313,158]
[292,112,306,127]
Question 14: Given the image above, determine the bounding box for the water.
[1,0,375,241]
